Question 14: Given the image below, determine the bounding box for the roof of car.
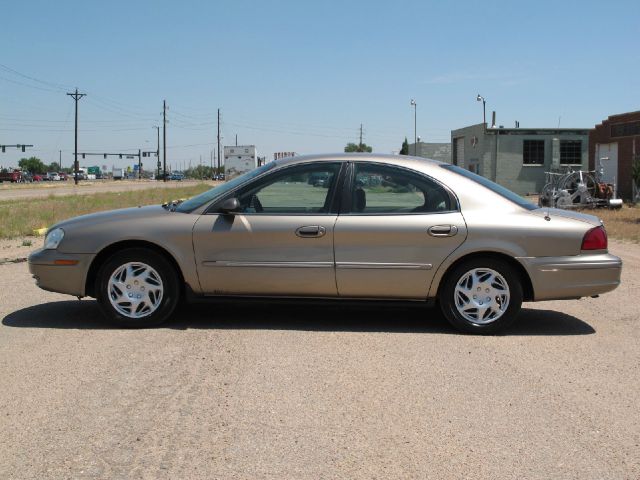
[273,153,444,172]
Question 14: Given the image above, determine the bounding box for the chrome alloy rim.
[108,262,163,319]
[454,268,510,324]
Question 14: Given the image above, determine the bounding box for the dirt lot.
[0,241,638,479]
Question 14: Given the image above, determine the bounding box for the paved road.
[0,242,638,479]
[0,180,214,201]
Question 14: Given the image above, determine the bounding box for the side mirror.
[220,197,241,214]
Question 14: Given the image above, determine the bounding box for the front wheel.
[95,248,180,327]
[439,258,523,334]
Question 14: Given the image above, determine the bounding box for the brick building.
[589,111,640,201]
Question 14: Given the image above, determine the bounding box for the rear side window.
[348,163,453,214]
[441,164,537,210]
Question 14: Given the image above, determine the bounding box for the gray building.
[450,123,589,195]
[408,142,452,163]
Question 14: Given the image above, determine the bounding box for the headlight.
[44,228,65,250]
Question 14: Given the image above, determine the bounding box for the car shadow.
[2,300,595,336]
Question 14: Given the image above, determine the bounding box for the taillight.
[581,226,607,250]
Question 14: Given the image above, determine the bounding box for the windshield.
[175,162,277,212]
[441,164,537,211]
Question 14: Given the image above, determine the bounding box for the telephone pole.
[153,126,160,178]
[59,150,62,170]
[67,88,86,185]
[359,124,363,147]
[217,108,221,174]
[163,100,167,182]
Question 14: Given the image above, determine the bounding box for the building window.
[611,121,640,138]
[523,140,544,165]
[560,140,582,165]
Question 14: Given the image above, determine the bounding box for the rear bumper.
[28,249,94,297]
[519,253,622,301]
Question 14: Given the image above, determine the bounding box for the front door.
[193,162,342,297]
[334,162,466,299]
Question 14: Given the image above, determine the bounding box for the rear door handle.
[295,225,326,238]
[428,225,458,237]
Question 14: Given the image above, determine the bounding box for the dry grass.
[592,205,640,243]
[0,184,211,239]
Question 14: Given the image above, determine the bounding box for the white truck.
[112,167,124,180]
[224,145,257,180]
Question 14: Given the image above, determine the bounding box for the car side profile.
[28,154,622,334]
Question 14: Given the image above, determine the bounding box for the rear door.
[334,162,466,299]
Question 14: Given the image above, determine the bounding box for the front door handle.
[295,225,326,238]
[428,225,458,237]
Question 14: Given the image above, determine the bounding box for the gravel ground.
[0,241,638,479]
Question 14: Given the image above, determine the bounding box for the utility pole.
[217,108,221,175]
[138,149,142,179]
[359,124,363,148]
[235,133,237,146]
[410,99,417,155]
[163,100,167,182]
[153,126,160,178]
[59,150,62,170]
[67,88,86,185]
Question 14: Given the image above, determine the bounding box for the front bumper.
[519,253,622,301]
[28,248,95,297]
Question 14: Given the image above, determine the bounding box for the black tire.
[95,248,181,327]
[439,258,523,335]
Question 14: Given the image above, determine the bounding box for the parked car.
[28,154,622,333]
[47,172,60,181]
[58,172,68,181]
[33,174,43,182]
[170,172,184,181]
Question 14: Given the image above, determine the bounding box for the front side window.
[234,163,340,214]
[560,140,582,165]
[523,140,545,165]
[348,163,452,214]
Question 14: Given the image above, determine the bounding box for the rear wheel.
[95,248,180,327]
[439,258,523,334]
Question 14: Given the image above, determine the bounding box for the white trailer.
[112,167,124,180]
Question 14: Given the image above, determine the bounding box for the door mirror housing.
[220,197,241,214]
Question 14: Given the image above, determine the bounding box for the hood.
[530,207,602,227]
[52,205,171,231]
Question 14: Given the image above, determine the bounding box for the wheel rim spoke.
[107,262,164,319]
[454,268,510,325]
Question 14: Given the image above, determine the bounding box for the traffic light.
[119,154,122,159]
[104,154,107,159]
[82,154,85,159]
[1,146,5,153]
[21,145,25,152]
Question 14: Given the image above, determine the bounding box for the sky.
[1,0,639,170]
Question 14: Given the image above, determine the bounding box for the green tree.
[47,162,61,172]
[344,142,373,153]
[400,137,409,155]
[18,156,45,174]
